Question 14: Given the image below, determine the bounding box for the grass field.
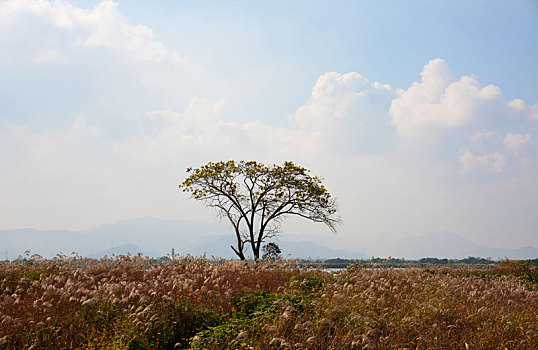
[1,255,536,349]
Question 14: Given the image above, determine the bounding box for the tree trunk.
[231,245,246,260]
[253,228,264,262]
[248,226,259,261]
[253,238,262,261]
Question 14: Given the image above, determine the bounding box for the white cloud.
[503,132,531,154]
[294,71,392,129]
[0,47,537,250]
[463,130,500,156]
[139,98,322,159]
[458,132,536,174]
[507,99,538,120]
[0,0,179,66]
[508,98,526,111]
[390,58,503,138]
[503,133,535,161]
[0,95,331,230]
[291,71,394,153]
[459,151,506,174]
[470,130,496,143]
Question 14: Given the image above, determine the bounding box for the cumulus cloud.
[1,34,537,251]
[386,58,537,179]
[0,0,193,138]
[292,71,395,153]
[465,130,497,154]
[288,60,537,177]
[458,131,537,175]
[508,99,538,120]
[0,94,338,229]
[470,130,494,141]
[503,132,531,154]
[508,98,527,110]
[0,0,179,67]
[390,59,503,138]
[503,133,536,161]
[133,97,323,160]
[459,151,506,174]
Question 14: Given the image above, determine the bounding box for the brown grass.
[0,254,536,349]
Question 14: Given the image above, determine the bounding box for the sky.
[0,0,537,250]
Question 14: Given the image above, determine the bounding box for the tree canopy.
[179,160,340,260]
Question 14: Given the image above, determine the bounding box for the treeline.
[301,257,538,269]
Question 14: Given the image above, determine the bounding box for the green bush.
[191,290,305,349]
[289,272,327,294]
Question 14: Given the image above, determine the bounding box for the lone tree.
[179,160,340,261]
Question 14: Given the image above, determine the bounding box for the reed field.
[0,254,536,349]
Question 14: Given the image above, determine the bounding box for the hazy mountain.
[0,228,82,259]
[0,217,231,260]
[0,218,536,260]
[87,244,149,259]
[79,217,231,257]
[188,235,368,259]
[278,240,368,259]
[359,232,538,260]
[187,235,239,258]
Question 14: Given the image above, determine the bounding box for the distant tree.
[262,242,282,260]
[179,160,340,261]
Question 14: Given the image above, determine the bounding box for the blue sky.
[0,0,537,250]
[91,0,538,100]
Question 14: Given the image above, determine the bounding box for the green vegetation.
[0,255,536,349]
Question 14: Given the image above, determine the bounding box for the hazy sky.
[1,0,537,249]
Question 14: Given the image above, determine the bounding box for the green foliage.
[190,318,250,349]
[455,259,538,284]
[232,290,301,318]
[496,259,538,284]
[191,290,304,349]
[127,339,148,350]
[130,299,226,349]
[289,272,327,294]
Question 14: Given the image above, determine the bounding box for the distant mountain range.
[87,244,146,259]
[358,231,538,260]
[186,235,368,260]
[0,217,536,260]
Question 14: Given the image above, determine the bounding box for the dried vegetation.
[0,254,536,349]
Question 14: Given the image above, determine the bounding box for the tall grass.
[0,254,536,349]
